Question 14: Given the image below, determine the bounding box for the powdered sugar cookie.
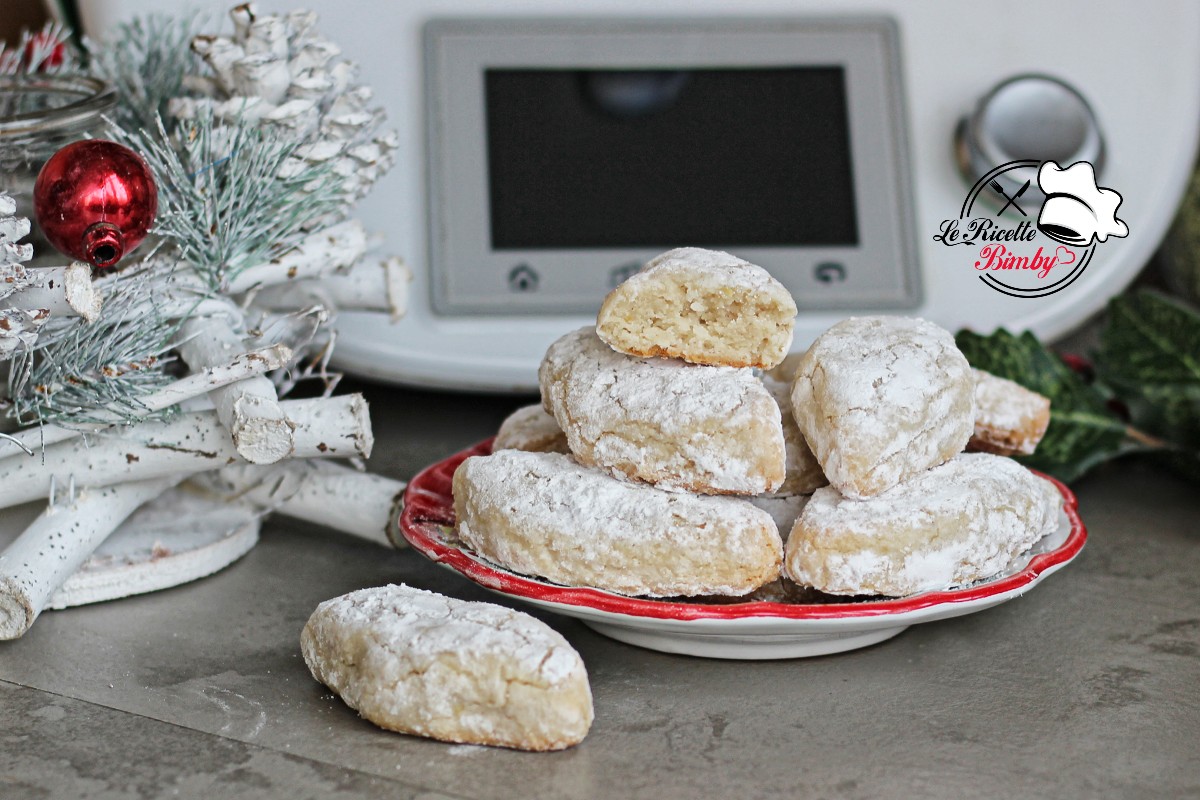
[785,453,1061,597]
[790,316,975,499]
[454,450,782,597]
[540,327,785,495]
[494,404,569,454]
[596,247,797,369]
[762,376,827,495]
[968,369,1051,456]
[301,584,593,751]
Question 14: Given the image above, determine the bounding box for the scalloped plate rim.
[399,439,1087,634]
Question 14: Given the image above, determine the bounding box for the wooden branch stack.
[0,178,408,639]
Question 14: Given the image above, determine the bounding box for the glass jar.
[0,74,116,265]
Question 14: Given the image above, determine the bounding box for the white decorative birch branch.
[0,476,181,640]
[0,263,102,321]
[0,393,372,510]
[247,256,410,319]
[0,343,291,458]
[225,218,367,294]
[176,301,294,464]
[196,459,405,548]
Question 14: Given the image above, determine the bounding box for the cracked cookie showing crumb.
[785,453,1062,596]
[453,450,783,597]
[596,247,797,369]
[540,327,785,495]
[790,316,975,499]
[494,404,569,454]
[968,369,1051,456]
[301,584,593,751]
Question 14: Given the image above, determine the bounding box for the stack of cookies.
[459,247,1059,600]
[784,316,1057,596]
[459,248,800,598]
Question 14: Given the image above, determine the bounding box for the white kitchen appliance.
[83,0,1200,391]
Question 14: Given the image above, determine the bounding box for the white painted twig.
[176,301,294,465]
[247,256,410,320]
[196,459,405,548]
[0,263,101,321]
[0,343,292,459]
[224,219,367,294]
[116,223,367,321]
[0,394,373,511]
[0,476,181,640]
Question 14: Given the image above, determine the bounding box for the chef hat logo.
[1036,161,1128,247]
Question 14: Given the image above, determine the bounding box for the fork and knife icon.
[990,179,1030,216]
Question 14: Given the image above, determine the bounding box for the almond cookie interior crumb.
[597,247,796,369]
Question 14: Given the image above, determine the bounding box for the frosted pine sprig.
[6,257,179,427]
[85,11,210,135]
[112,112,346,290]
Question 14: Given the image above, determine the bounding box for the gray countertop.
[2,381,1198,800]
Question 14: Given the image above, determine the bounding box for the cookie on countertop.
[494,404,570,454]
[790,316,975,499]
[301,584,593,751]
[968,369,1051,456]
[454,450,783,597]
[596,247,797,369]
[540,327,786,495]
[784,453,1062,597]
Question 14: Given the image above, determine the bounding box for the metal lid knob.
[957,74,1104,206]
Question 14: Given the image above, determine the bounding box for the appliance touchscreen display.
[485,67,860,250]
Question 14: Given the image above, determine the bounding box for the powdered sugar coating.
[454,450,782,597]
[540,327,785,495]
[641,247,792,297]
[785,453,1062,596]
[300,584,593,751]
[494,404,569,454]
[596,247,796,369]
[790,316,975,499]
[969,369,1051,456]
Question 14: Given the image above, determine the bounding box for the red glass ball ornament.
[33,139,158,270]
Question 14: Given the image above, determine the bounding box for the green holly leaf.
[955,328,1132,482]
[1099,290,1200,447]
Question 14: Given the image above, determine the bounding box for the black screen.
[485,67,859,250]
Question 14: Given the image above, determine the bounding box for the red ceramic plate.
[400,440,1087,659]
